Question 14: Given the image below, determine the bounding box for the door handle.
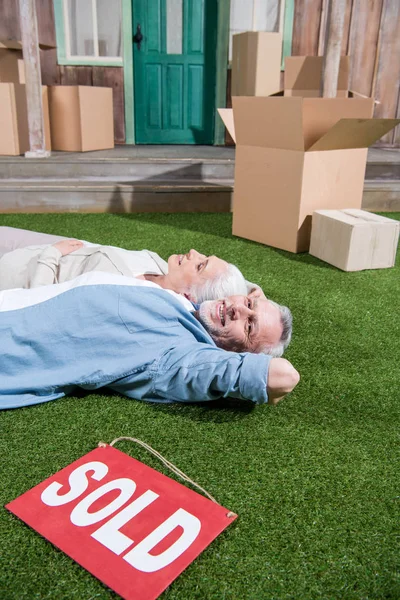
[133,24,143,50]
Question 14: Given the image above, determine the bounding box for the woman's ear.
[249,286,266,300]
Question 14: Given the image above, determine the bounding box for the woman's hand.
[53,240,84,256]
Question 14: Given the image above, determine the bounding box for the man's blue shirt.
[0,285,271,409]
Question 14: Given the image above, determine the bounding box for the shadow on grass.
[64,389,255,424]
[268,247,339,271]
[152,397,256,423]
[108,205,235,240]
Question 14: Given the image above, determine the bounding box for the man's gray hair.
[260,299,293,358]
[190,262,247,303]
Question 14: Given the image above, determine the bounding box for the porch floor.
[10,145,236,160]
[0,145,398,161]
[0,146,399,213]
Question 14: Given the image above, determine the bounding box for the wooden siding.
[0,0,55,47]
[92,67,125,143]
[1,1,398,147]
[373,0,400,145]
[291,0,400,146]
[226,0,399,147]
[0,0,125,143]
[292,0,324,56]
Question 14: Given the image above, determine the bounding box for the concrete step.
[362,180,400,212]
[0,179,232,213]
[0,154,398,181]
[366,162,400,180]
[0,157,235,181]
[0,177,399,213]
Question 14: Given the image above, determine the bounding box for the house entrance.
[132,0,218,144]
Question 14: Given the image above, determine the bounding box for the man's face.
[167,249,228,298]
[196,289,283,353]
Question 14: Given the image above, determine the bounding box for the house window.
[54,0,123,66]
[166,0,183,55]
[229,0,293,67]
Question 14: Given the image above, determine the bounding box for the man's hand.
[53,240,84,256]
[267,358,300,405]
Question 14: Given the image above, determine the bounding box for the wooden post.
[321,0,347,97]
[18,0,50,157]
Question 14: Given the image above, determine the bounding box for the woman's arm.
[28,240,83,287]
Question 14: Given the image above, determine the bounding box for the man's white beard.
[197,301,232,350]
[197,301,219,338]
[197,301,246,353]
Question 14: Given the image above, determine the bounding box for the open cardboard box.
[284,56,350,97]
[0,83,51,155]
[219,97,399,253]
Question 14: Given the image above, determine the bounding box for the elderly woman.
[0,226,249,303]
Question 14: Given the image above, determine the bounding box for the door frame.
[123,0,231,145]
[122,0,135,144]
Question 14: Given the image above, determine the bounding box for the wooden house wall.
[0,0,125,143]
[226,0,400,147]
[292,0,400,146]
[1,1,398,146]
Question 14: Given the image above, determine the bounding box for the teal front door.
[132,0,217,144]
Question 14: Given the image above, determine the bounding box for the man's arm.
[267,358,300,405]
[109,343,299,405]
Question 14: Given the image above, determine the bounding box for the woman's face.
[166,249,228,299]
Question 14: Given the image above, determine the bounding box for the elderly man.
[0,272,298,410]
[0,226,248,302]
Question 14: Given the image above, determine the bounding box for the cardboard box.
[219,97,400,253]
[0,48,24,83]
[0,40,56,50]
[48,86,114,152]
[0,39,55,84]
[284,56,350,97]
[232,32,282,97]
[0,83,51,155]
[309,209,400,270]
[218,108,236,143]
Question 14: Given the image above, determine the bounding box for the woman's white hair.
[190,262,248,303]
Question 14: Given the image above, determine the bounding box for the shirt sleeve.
[27,246,63,287]
[0,389,67,410]
[110,342,272,405]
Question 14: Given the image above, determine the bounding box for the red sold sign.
[6,446,236,600]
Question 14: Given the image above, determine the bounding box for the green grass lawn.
[1,212,399,600]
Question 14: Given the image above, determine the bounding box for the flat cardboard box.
[232,32,282,97]
[284,56,350,98]
[219,97,399,253]
[0,48,24,83]
[309,209,400,270]
[0,40,56,50]
[0,83,51,155]
[48,86,114,152]
[0,39,55,84]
